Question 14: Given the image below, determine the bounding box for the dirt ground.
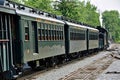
[18,44,120,80]
[60,43,120,80]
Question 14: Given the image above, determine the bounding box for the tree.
[102,10,120,42]
[10,0,25,3]
[80,1,100,27]
[24,0,54,12]
[57,0,100,27]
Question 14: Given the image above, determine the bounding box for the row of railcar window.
[89,32,98,40]
[24,20,64,41]
[24,20,98,41]
[70,28,85,40]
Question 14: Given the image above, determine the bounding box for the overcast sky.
[89,0,120,13]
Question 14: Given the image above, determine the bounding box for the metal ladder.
[0,13,10,72]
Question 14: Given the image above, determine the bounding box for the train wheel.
[44,58,52,68]
[28,61,36,69]
[58,55,65,64]
[51,57,56,67]
[70,52,79,59]
[51,57,58,67]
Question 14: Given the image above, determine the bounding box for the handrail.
[0,39,9,42]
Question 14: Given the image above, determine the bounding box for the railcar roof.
[16,10,64,24]
[66,21,98,31]
[0,5,15,14]
[86,27,99,31]
[65,21,87,29]
[2,0,64,24]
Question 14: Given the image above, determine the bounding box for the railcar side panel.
[37,22,65,59]
[64,22,87,54]
[0,13,11,72]
[0,7,17,79]
[38,41,65,59]
[70,40,86,53]
[88,29,99,50]
[69,27,87,53]
[89,40,98,49]
[19,15,65,62]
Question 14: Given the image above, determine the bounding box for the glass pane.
[24,20,29,40]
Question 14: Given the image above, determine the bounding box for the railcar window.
[24,20,29,41]
[59,26,62,40]
[54,25,57,40]
[74,32,75,40]
[56,30,59,40]
[42,29,45,40]
[51,25,55,40]
[0,15,2,39]
[56,25,58,40]
[51,30,54,40]
[55,26,57,40]
[80,31,85,40]
[59,31,61,40]
[40,23,43,40]
[57,30,59,40]
[38,23,41,40]
[44,24,46,40]
[89,32,98,40]
[60,26,63,40]
[83,33,85,40]
[48,29,50,40]
[49,24,52,40]
[0,15,8,40]
[72,29,75,40]
[48,24,51,40]
[54,25,56,40]
[50,24,53,40]
[70,32,72,40]
[70,28,73,40]
[57,27,60,40]
[59,26,61,40]
[60,30,62,40]
[56,25,59,40]
[38,29,41,40]
[70,29,85,40]
[41,23,44,40]
[45,24,48,40]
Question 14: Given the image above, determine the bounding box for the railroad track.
[60,54,115,80]
[17,52,97,80]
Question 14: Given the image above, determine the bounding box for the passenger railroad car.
[0,0,108,79]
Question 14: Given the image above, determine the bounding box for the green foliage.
[102,10,120,42]
[57,0,100,27]
[57,0,78,17]
[10,0,25,3]
[82,1,100,27]
[24,0,54,12]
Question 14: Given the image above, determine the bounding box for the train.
[0,0,108,79]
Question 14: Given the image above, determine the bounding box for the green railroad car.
[0,0,108,79]
[15,11,65,68]
[0,3,16,79]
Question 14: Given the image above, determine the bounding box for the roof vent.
[0,0,6,5]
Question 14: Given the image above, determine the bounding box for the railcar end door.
[32,22,38,54]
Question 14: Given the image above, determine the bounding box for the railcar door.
[32,22,38,54]
[0,13,13,73]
